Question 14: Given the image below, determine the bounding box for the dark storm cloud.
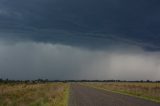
[1,0,160,80]
[0,0,160,50]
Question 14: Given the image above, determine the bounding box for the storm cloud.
[0,0,160,80]
[0,0,160,50]
[0,41,160,80]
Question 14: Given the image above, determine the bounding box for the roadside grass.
[0,83,69,106]
[83,82,160,103]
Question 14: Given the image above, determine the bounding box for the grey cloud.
[0,0,160,80]
[0,41,160,80]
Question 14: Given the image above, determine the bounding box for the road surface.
[69,84,160,106]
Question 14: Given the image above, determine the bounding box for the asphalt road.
[69,84,160,106]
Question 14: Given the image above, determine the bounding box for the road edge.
[82,84,160,104]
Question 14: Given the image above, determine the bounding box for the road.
[69,84,160,106]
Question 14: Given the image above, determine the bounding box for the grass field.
[84,82,160,103]
[0,83,69,106]
[0,82,160,106]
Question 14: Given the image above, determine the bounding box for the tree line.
[0,78,160,84]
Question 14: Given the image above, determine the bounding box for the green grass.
[83,82,160,103]
[62,84,70,106]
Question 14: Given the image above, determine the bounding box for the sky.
[0,0,160,80]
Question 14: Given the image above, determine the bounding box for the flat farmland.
[0,82,160,106]
[0,83,69,106]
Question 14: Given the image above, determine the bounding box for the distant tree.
[24,80,30,83]
[146,80,151,82]
[44,79,49,82]
[0,78,3,82]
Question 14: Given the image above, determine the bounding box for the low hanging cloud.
[0,40,160,80]
[0,0,160,51]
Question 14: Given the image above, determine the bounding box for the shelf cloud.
[0,0,160,80]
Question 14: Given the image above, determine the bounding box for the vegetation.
[0,83,69,106]
[84,82,160,103]
[0,78,160,105]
